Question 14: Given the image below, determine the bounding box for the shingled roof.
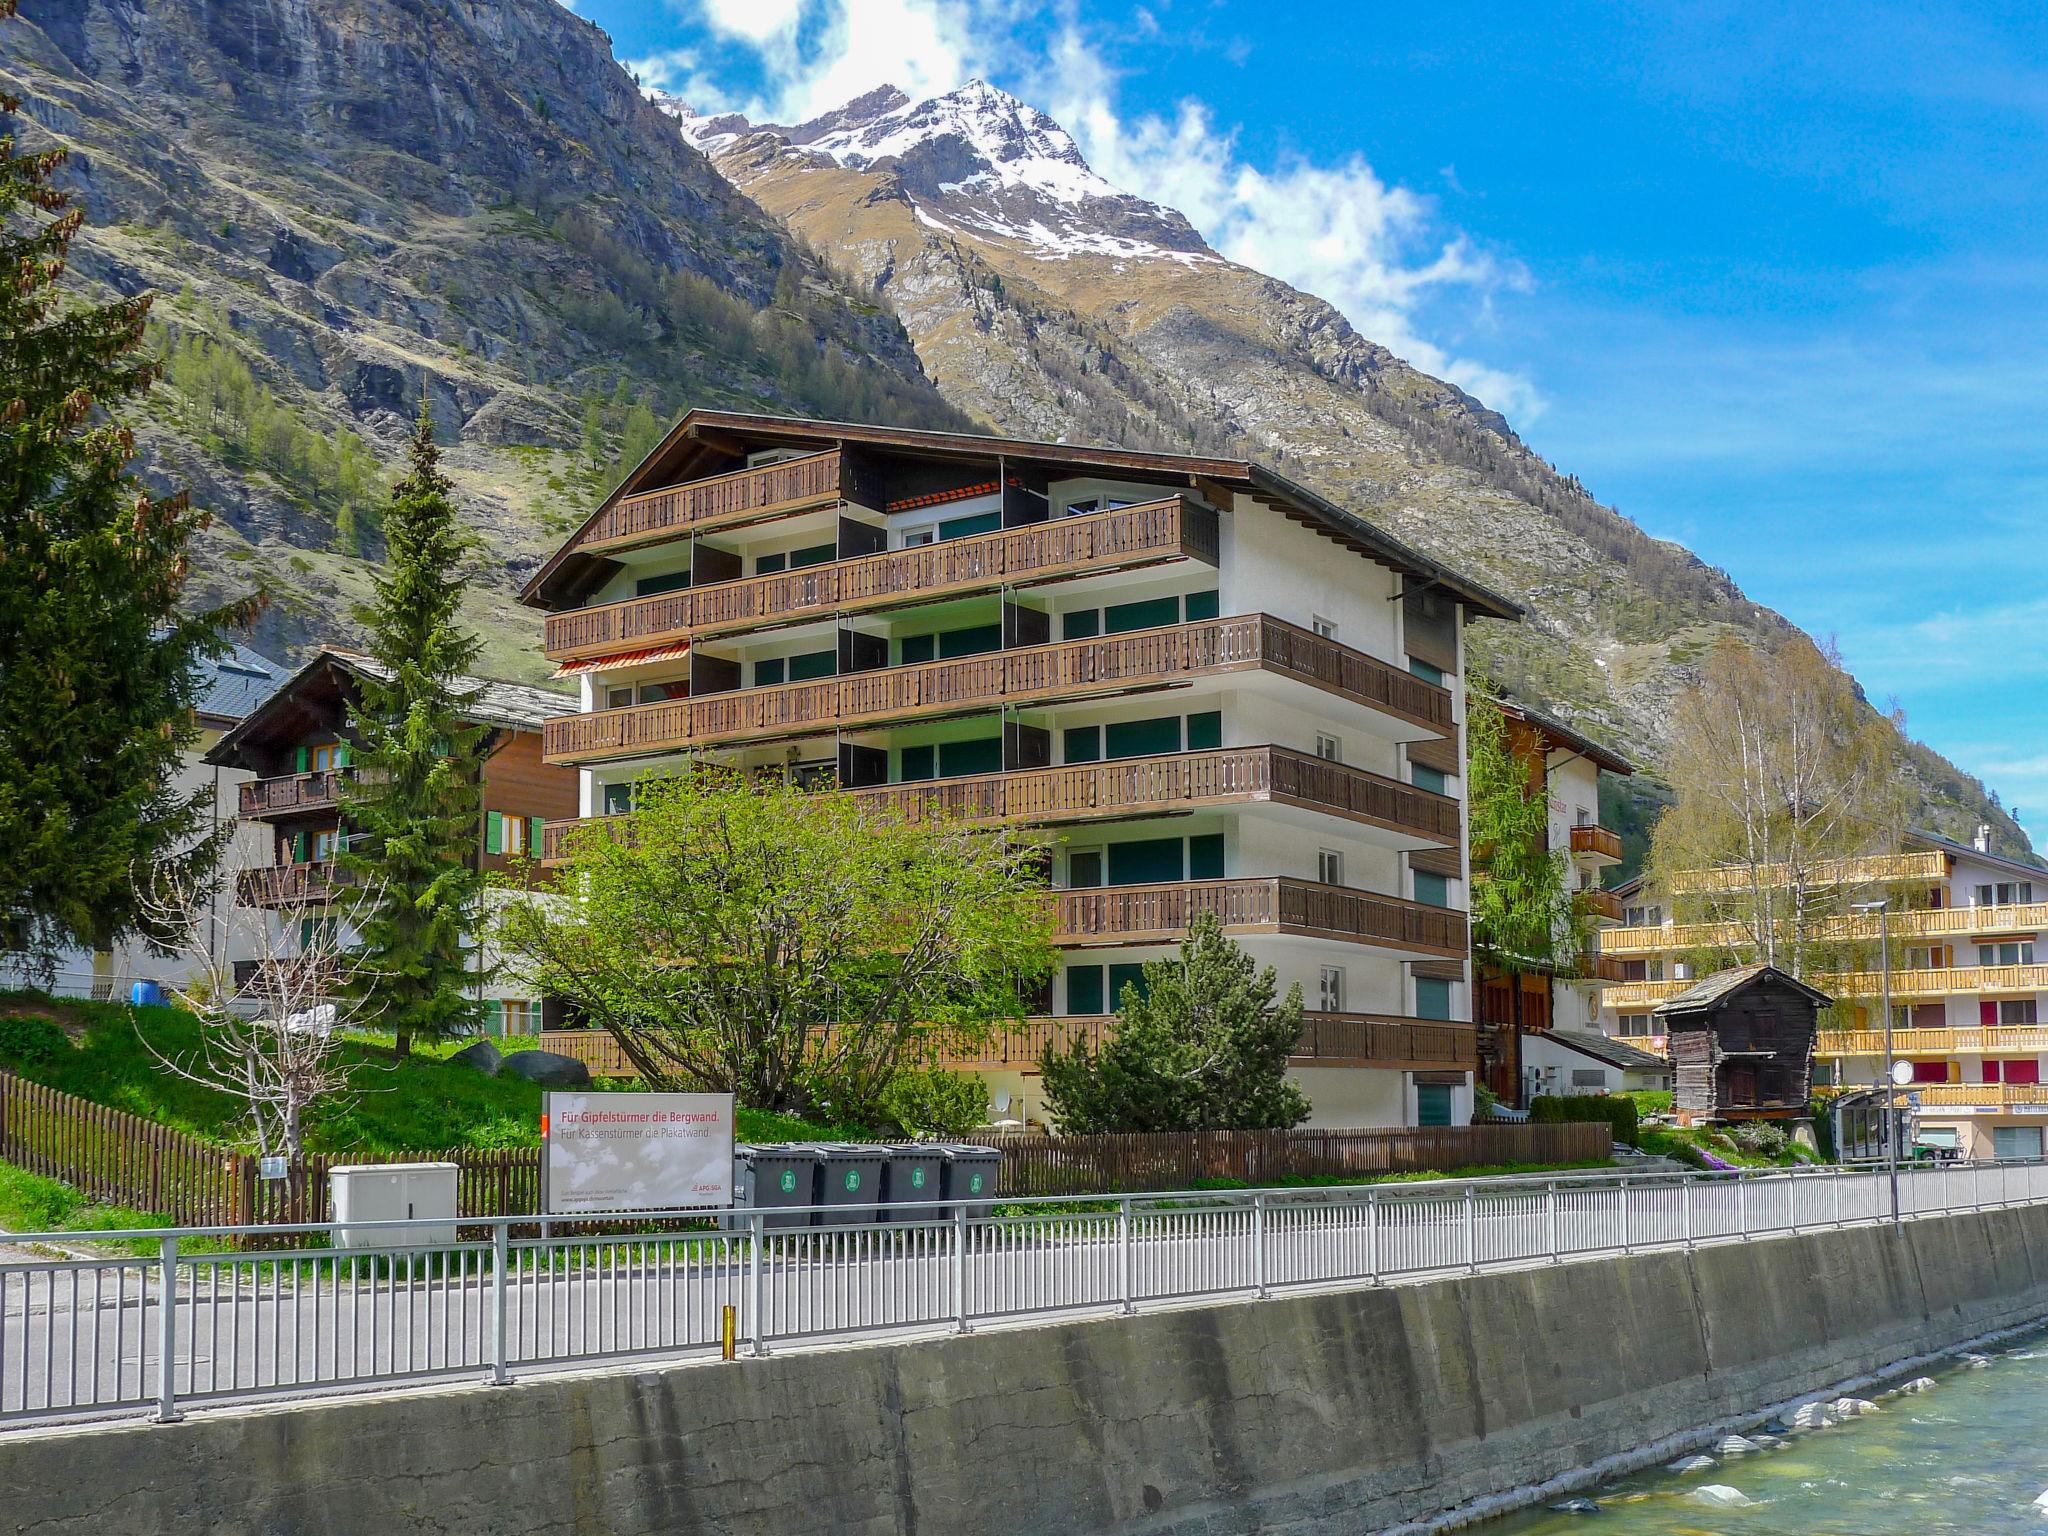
[1651,962,1834,1017]
[1545,1028,1672,1075]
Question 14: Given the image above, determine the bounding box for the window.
[1186,710,1222,752]
[1319,967,1345,1013]
[499,814,528,857]
[1108,837,1184,886]
[1415,1082,1454,1127]
[1415,977,1452,1020]
[1411,765,1448,795]
[606,687,635,710]
[1311,614,1337,640]
[1065,965,1104,1014]
[1570,1069,1606,1089]
[484,811,540,858]
[1068,849,1104,888]
[1413,871,1452,908]
[312,829,339,861]
[2002,999,2041,1025]
[1315,733,1342,763]
[1977,881,2035,906]
[1061,608,1100,640]
[754,552,787,576]
[635,569,691,597]
[1317,849,1344,887]
[309,742,341,773]
[1994,1126,2044,1161]
[753,658,786,687]
[1104,715,1181,760]
[637,681,683,704]
[501,999,532,1035]
[786,649,836,681]
[1188,833,1224,881]
[1906,945,1952,970]
[900,525,937,549]
[899,744,935,783]
[937,737,1002,778]
[1103,595,1180,634]
[1184,590,1220,622]
[602,782,634,816]
[937,511,1001,542]
[788,542,836,569]
[899,634,935,666]
[1624,904,1665,927]
[1408,659,1446,685]
[1979,941,2036,966]
[1063,725,1101,764]
[1107,963,1149,1006]
[1617,1013,1653,1038]
[1908,1059,1952,1084]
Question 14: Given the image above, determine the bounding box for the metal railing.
[5,1159,2046,1428]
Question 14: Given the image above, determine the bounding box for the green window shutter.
[937,510,1001,541]
[898,744,936,782]
[1409,659,1447,685]
[486,810,504,855]
[293,829,308,860]
[1186,711,1222,752]
[1416,1083,1454,1127]
[1108,964,1149,1008]
[937,736,1003,779]
[753,657,786,686]
[529,817,545,854]
[1184,589,1221,622]
[294,744,309,772]
[1413,871,1451,908]
[483,999,505,1038]
[898,633,936,666]
[1412,765,1449,795]
[1108,837,1185,886]
[1188,833,1225,882]
[937,623,1002,659]
[787,649,836,681]
[1415,978,1453,1020]
[1104,714,1182,761]
[755,552,787,576]
[789,542,837,569]
[1103,595,1180,634]
[335,741,350,769]
[1064,965,1104,1015]
[1063,726,1101,764]
[635,569,692,597]
[1061,609,1100,640]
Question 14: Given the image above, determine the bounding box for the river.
[1484,1330,2048,1534]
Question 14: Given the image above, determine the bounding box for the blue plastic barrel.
[130,979,163,1007]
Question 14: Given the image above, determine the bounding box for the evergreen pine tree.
[0,44,254,963]
[338,404,488,1056]
[1040,914,1310,1132]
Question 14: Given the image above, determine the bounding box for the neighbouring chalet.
[203,647,579,1034]
[1653,963,1828,1123]
[1520,1026,1672,1098]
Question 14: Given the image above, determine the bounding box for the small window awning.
[551,640,690,679]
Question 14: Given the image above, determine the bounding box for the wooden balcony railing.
[1601,979,1686,1009]
[575,449,846,556]
[1577,952,1631,984]
[1669,849,1948,895]
[1575,888,1625,924]
[1055,877,1467,957]
[542,746,1461,864]
[236,861,359,908]
[542,614,1455,764]
[536,1014,1478,1080]
[1818,1025,2048,1057]
[1603,899,2048,959]
[1817,963,2048,1002]
[1568,824,1623,863]
[1611,1031,1670,1057]
[1898,1082,2048,1109]
[238,770,344,818]
[545,498,1219,662]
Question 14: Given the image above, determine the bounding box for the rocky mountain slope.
[2,2,2024,854]
[2,0,966,676]
[669,81,2028,855]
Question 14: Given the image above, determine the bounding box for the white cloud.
[667,0,1538,416]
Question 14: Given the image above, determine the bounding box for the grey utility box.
[938,1145,1002,1217]
[732,1144,820,1230]
[811,1143,890,1226]
[330,1162,459,1250]
[880,1144,946,1222]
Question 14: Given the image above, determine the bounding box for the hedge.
[1528,1093,1639,1147]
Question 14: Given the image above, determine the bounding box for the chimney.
[1974,823,1992,853]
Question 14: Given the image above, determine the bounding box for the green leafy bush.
[1616,1089,1673,1116]
[1529,1093,1639,1147]
[878,1069,989,1137]
[0,1011,68,1067]
[1727,1120,1789,1156]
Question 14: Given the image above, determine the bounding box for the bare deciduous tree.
[135,868,380,1160]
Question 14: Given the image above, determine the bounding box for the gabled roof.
[1545,1027,1671,1075]
[195,643,285,724]
[1499,695,1634,776]
[204,646,575,766]
[520,409,1524,622]
[1651,962,1834,1018]
[1907,827,2045,881]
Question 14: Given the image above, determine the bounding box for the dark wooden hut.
[1652,963,1829,1123]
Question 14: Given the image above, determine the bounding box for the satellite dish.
[1890,1060,1914,1087]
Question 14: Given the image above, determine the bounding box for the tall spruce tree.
[339,405,488,1056]
[0,41,253,964]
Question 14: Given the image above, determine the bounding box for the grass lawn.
[0,992,855,1155]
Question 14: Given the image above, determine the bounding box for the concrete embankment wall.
[9,1204,2048,1535]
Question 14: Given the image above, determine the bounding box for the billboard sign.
[543,1091,736,1215]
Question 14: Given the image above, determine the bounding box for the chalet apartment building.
[204,647,579,1035]
[1598,829,2048,1160]
[1472,699,1634,1106]
[522,412,1522,1129]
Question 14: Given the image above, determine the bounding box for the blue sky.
[567,0,2048,842]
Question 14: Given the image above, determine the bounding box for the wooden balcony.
[236,861,359,909]
[535,1014,1478,1079]
[1611,1031,1669,1057]
[1603,900,2048,959]
[1575,888,1625,924]
[543,745,1460,864]
[542,614,1456,764]
[1818,1025,2048,1057]
[575,449,847,557]
[1817,963,2048,1002]
[1602,979,1686,1009]
[1898,1082,2048,1110]
[1568,824,1623,864]
[545,497,1219,662]
[1669,849,1948,895]
[238,770,344,819]
[1577,951,1632,985]
[1055,876,1467,958]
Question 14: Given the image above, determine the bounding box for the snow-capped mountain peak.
[659,80,1216,265]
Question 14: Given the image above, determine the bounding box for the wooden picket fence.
[0,1071,246,1228]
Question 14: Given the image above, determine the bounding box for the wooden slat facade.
[542,614,1455,764]
[575,449,847,557]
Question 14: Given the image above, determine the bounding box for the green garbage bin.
[732,1144,820,1230]
[881,1144,947,1222]
[938,1144,1001,1218]
[810,1144,890,1226]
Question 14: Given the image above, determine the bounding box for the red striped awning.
[552,640,690,679]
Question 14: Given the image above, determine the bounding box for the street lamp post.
[1854,898,1898,1221]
